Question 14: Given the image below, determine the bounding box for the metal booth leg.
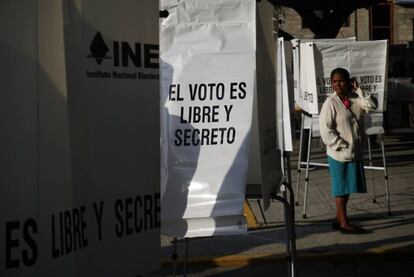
[380,136,391,216]
[295,113,305,206]
[274,195,297,277]
[172,237,178,277]
[302,124,312,219]
[281,181,296,233]
[280,182,291,276]
[285,152,293,195]
[257,199,268,225]
[367,135,377,203]
[183,238,189,277]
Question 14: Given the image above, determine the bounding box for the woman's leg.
[336,195,352,229]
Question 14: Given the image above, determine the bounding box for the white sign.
[299,42,319,115]
[160,0,256,238]
[292,39,301,110]
[307,40,388,134]
[313,40,388,113]
[1,1,160,276]
[292,38,356,110]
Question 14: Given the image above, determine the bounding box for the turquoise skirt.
[327,156,367,197]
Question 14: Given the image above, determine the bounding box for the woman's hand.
[351,78,359,91]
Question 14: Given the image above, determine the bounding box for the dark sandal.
[338,226,369,234]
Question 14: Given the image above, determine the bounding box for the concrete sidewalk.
[160,133,414,274]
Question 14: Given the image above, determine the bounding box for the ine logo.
[87,32,111,65]
[87,31,159,68]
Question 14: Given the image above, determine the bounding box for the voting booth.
[160,0,296,276]
[294,39,391,218]
[0,1,160,276]
[160,0,286,239]
[160,0,257,238]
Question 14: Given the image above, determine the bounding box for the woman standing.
[319,68,377,234]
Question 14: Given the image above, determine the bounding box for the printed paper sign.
[160,0,256,238]
[312,40,388,134]
[299,42,319,115]
[291,38,356,110]
[297,40,387,135]
[313,40,388,113]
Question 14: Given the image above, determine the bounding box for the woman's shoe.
[338,226,369,234]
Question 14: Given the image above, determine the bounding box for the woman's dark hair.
[330,68,350,81]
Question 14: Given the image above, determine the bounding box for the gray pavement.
[160,133,414,276]
[160,259,414,276]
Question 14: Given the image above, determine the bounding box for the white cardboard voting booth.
[247,1,283,210]
[160,0,256,238]
[300,40,388,135]
[160,0,283,238]
[0,1,160,276]
[295,39,390,218]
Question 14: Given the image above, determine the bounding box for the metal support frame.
[245,179,298,277]
[295,113,305,205]
[296,113,391,218]
[273,191,297,277]
[285,152,293,193]
[281,180,296,236]
[282,152,296,225]
[169,145,298,277]
[381,137,391,215]
[367,137,377,203]
[301,122,313,218]
[171,179,298,277]
[170,237,189,277]
[183,238,189,277]
[257,199,268,225]
[245,175,297,277]
[172,237,178,277]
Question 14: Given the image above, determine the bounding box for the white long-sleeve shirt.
[319,88,378,162]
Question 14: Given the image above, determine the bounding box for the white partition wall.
[64,0,160,275]
[1,1,160,276]
[0,2,39,275]
[247,2,283,209]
